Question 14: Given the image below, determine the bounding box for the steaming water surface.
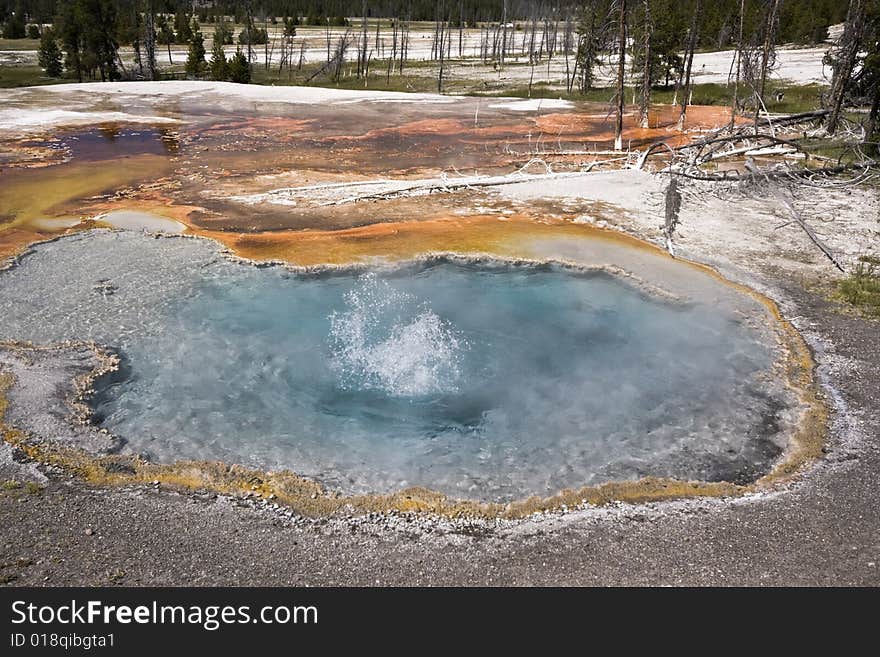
[0,231,794,501]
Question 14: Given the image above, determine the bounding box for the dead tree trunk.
[459,0,464,57]
[663,176,682,256]
[358,1,368,78]
[730,0,745,128]
[264,12,270,71]
[614,0,627,151]
[677,0,702,131]
[826,0,866,135]
[868,83,880,143]
[388,17,398,84]
[500,0,508,70]
[754,0,782,133]
[639,0,653,129]
[325,20,331,64]
[743,161,847,272]
[143,2,157,81]
[245,1,254,66]
[564,14,573,93]
[438,16,447,93]
[399,14,409,73]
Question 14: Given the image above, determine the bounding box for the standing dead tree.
[730,0,745,129]
[734,2,781,137]
[754,0,782,133]
[614,0,627,151]
[500,0,509,70]
[244,1,255,67]
[142,1,157,81]
[398,11,410,73]
[263,10,273,72]
[278,16,296,77]
[306,30,353,83]
[458,0,464,57]
[357,0,369,79]
[826,0,867,135]
[387,17,399,84]
[677,0,702,131]
[325,18,332,64]
[636,0,653,129]
[527,4,540,97]
[437,4,449,93]
[563,13,574,93]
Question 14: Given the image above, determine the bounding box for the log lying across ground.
[232,159,630,207]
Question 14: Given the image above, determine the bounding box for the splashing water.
[329,274,464,396]
[0,232,798,501]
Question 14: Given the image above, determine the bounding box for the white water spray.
[329,274,464,396]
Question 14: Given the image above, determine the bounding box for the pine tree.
[651,0,685,88]
[174,9,193,44]
[38,27,63,77]
[55,0,120,82]
[209,26,229,80]
[214,20,233,45]
[55,0,84,82]
[228,48,251,83]
[574,0,609,93]
[3,9,26,38]
[116,2,142,75]
[185,19,206,78]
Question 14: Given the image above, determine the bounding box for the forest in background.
[0,0,851,46]
[2,0,878,145]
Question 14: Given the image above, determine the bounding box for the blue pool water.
[0,231,793,501]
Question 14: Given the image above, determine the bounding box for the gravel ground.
[0,276,877,586]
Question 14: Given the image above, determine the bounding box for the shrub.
[37,28,63,77]
[837,255,880,316]
[228,49,250,84]
[2,12,26,38]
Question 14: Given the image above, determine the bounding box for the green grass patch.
[0,37,40,51]
[24,481,43,494]
[464,80,826,113]
[249,63,474,94]
[0,65,68,88]
[797,137,864,163]
[836,256,880,317]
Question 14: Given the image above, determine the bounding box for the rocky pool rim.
[0,227,829,520]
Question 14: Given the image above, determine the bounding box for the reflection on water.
[25,126,181,161]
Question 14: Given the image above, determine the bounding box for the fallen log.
[668,161,869,182]
[745,160,847,273]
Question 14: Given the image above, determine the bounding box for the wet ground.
[0,82,735,261]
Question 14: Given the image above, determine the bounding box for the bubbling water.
[0,231,799,501]
[329,274,465,397]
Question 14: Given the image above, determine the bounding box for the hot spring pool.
[0,231,797,501]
